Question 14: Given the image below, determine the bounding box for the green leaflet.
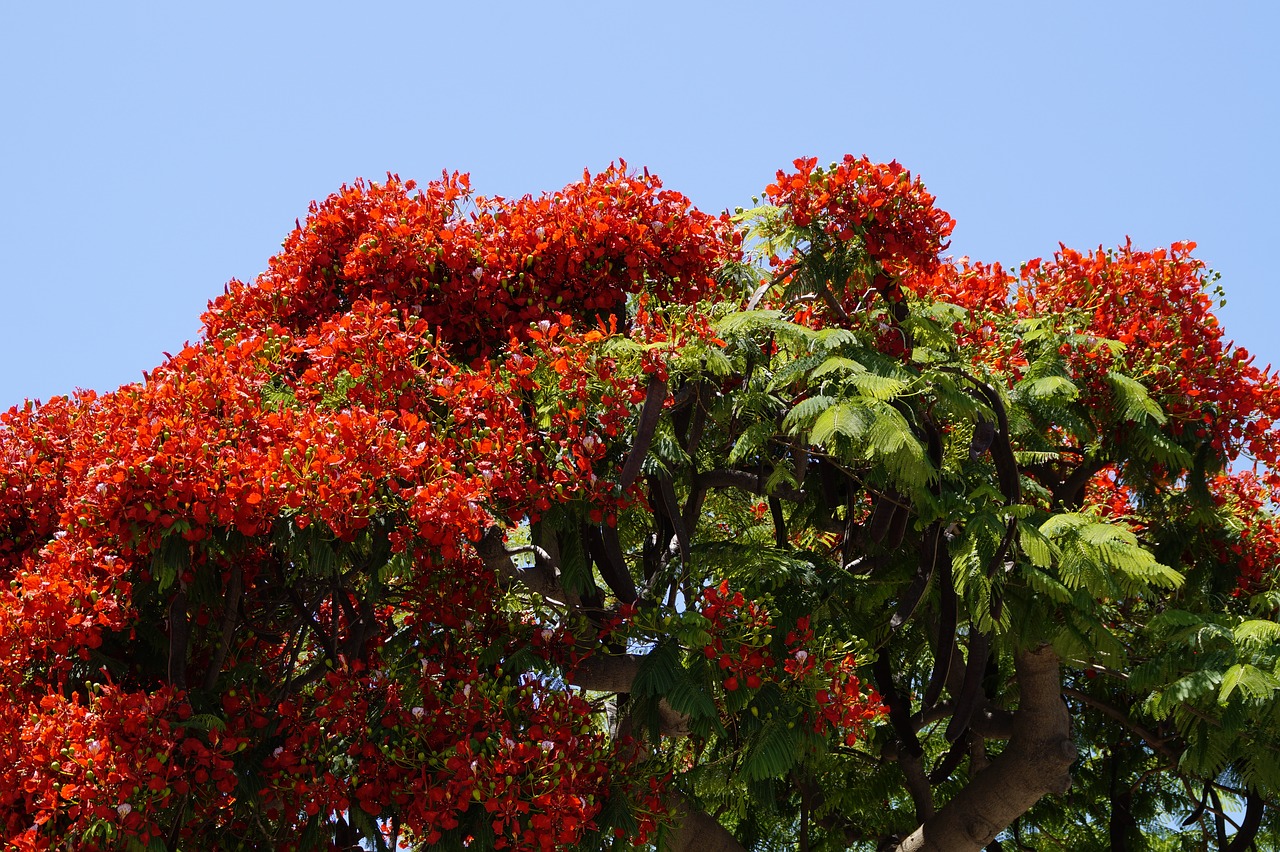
[848,372,908,401]
[810,401,869,446]
[728,421,778,466]
[782,395,835,434]
[1106,370,1167,425]
[1040,513,1183,596]
[1219,663,1280,702]
[808,355,866,381]
[1234,619,1280,647]
[1017,375,1079,403]
[1146,670,1222,720]
[632,639,683,698]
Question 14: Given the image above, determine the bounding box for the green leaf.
[782,395,835,435]
[742,718,801,782]
[1020,375,1079,402]
[1018,524,1057,569]
[1234,619,1280,647]
[714,309,783,335]
[849,372,908,401]
[183,713,227,732]
[632,640,683,698]
[664,671,717,720]
[1219,663,1279,702]
[810,402,867,446]
[729,421,777,466]
[809,355,866,381]
[1106,371,1167,425]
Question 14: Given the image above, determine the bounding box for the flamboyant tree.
[2,156,1280,851]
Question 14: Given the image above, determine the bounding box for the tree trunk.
[667,794,747,852]
[895,646,1075,852]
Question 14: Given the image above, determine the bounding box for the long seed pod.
[770,497,788,549]
[922,535,956,708]
[945,631,991,743]
[872,653,924,759]
[619,375,668,491]
[928,733,969,785]
[587,524,637,604]
[891,522,941,631]
[866,492,897,544]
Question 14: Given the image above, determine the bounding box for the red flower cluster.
[205,165,740,354]
[1209,472,1280,594]
[699,580,775,692]
[0,163,738,847]
[1016,240,1280,479]
[766,155,955,277]
[3,686,243,848]
[697,582,884,742]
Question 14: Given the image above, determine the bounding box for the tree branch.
[203,565,242,691]
[619,375,668,491]
[666,793,748,852]
[896,646,1076,852]
[477,526,565,603]
[1062,687,1177,762]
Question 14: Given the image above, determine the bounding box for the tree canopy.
[2,156,1280,851]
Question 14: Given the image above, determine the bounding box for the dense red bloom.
[205,165,740,355]
[766,154,955,277]
[1016,240,1280,479]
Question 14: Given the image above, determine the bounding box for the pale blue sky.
[2,1,1275,409]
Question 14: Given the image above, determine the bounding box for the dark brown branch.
[912,700,1014,741]
[619,376,668,491]
[694,468,805,503]
[656,475,689,564]
[1053,459,1105,512]
[745,256,804,311]
[286,584,336,662]
[167,586,190,691]
[1061,687,1178,762]
[477,526,564,603]
[667,792,748,852]
[203,565,242,691]
[874,653,933,821]
[587,525,637,604]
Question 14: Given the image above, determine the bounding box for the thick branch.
[667,793,748,852]
[695,469,805,503]
[477,526,564,602]
[569,653,643,694]
[896,646,1076,852]
[587,525,638,604]
[619,376,668,490]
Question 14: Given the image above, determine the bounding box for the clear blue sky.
[2,2,1275,410]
